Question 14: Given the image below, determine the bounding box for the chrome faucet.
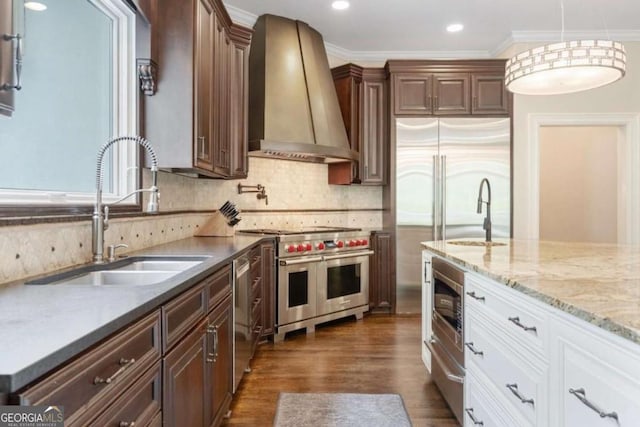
[476,178,492,242]
[93,136,160,264]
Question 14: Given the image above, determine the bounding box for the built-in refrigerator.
[396,117,511,287]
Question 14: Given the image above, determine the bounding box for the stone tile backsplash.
[1,157,383,285]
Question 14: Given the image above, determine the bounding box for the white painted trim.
[526,113,640,244]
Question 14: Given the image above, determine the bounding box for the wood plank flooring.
[222,314,458,426]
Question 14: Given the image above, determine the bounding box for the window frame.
[0,0,141,218]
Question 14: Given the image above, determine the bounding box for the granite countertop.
[422,239,640,345]
[0,235,269,394]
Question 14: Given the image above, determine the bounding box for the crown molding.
[324,42,491,62]
[225,3,258,27]
[223,3,640,61]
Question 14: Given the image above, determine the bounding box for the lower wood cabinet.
[206,295,233,427]
[260,240,275,337]
[369,231,394,313]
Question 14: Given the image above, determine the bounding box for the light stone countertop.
[0,235,268,394]
[422,239,640,345]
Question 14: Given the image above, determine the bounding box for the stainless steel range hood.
[248,14,357,163]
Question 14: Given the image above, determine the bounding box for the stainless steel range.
[240,227,373,341]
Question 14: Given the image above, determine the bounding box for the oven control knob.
[317,242,325,250]
[354,240,362,246]
[287,245,296,253]
[337,240,344,248]
[361,239,368,246]
[348,240,356,247]
[306,243,312,251]
[297,244,304,252]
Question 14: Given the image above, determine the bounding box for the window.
[0,0,138,210]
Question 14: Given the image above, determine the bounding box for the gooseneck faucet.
[477,178,492,242]
[93,136,160,263]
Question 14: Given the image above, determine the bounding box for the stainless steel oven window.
[327,263,361,299]
[278,259,319,326]
[288,270,310,307]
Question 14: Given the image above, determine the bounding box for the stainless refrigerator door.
[396,117,438,287]
[439,118,511,239]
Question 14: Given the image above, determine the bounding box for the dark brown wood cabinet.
[206,295,233,427]
[146,0,252,178]
[369,231,395,313]
[163,318,208,427]
[388,60,510,117]
[471,74,510,114]
[329,64,388,186]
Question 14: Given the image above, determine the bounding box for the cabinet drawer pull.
[253,297,262,308]
[506,383,535,406]
[569,388,618,422]
[465,408,484,425]
[465,342,484,356]
[93,358,136,385]
[119,422,136,427]
[466,291,485,302]
[206,324,218,363]
[508,316,537,334]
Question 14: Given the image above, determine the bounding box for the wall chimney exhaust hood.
[248,14,357,163]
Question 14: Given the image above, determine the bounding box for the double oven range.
[240,227,373,341]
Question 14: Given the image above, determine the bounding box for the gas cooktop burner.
[238,226,360,235]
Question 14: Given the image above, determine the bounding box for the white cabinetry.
[421,250,432,371]
[549,313,640,427]
[421,253,640,427]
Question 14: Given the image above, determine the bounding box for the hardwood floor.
[222,314,458,426]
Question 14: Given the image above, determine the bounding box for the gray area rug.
[273,393,412,427]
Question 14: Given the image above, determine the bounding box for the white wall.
[539,126,618,243]
[497,42,640,239]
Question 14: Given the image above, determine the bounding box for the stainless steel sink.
[60,270,178,286]
[117,260,202,272]
[26,256,210,286]
[447,241,507,247]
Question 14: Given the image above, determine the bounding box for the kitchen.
[0,0,639,426]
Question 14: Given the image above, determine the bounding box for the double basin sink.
[26,256,209,287]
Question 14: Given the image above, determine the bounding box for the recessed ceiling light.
[446,23,464,33]
[24,1,47,11]
[332,1,350,10]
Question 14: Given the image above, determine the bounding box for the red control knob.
[361,239,368,246]
[317,242,325,250]
[354,240,362,246]
[348,240,356,247]
[287,245,296,253]
[337,240,344,248]
[306,243,312,251]
[297,244,304,252]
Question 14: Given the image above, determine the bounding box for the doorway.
[539,126,620,243]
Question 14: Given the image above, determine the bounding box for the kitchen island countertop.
[422,238,640,345]
[0,235,268,394]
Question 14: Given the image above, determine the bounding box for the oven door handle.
[322,250,374,261]
[425,337,464,384]
[279,256,323,266]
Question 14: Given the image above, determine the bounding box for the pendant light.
[505,0,626,95]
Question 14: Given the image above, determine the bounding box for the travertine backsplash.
[0,157,382,285]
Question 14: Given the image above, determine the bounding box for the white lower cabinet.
[549,314,640,427]
[466,311,547,426]
[465,365,529,427]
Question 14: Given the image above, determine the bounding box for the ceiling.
[223,0,640,59]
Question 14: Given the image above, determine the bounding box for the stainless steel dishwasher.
[233,254,251,392]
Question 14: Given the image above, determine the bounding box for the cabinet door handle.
[93,358,136,385]
[569,388,619,422]
[434,95,439,110]
[427,95,432,111]
[464,408,484,425]
[506,383,535,406]
[119,422,136,427]
[473,95,477,110]
[206,324,218,363]
[466,291,485,302]
[508,316,537,334]
[198,136,206,156]
[465,342,484,356]
[2,33,22,91]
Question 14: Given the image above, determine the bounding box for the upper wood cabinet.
[388,60,510,117]
[329,64,388,186]
[146,0,252,179]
